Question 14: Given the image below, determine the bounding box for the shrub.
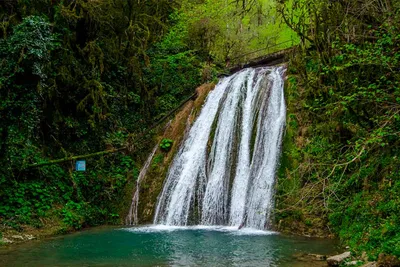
[160,138,174,152]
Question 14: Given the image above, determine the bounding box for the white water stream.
[126,144,159,225]
[154,66,286,229]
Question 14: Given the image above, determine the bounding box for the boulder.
[327,251,351,266]
[377,254,400,267]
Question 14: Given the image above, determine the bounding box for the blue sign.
[75,160,86,171]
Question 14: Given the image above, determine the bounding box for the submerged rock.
[327,251,351,266]
[293,253,327,263]
[24,234,36,240]
[308,254,327,261]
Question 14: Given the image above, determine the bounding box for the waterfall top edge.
[122,225,278,236]
[222,65,286,81]
[233,64,286,73]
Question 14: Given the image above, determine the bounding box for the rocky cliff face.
[126,84,215,224]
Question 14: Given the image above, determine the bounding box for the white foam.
[122,225,278,236]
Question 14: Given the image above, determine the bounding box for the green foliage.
[0,0,196,231]
[277,0,400,258]
[178,0,298,63]
[0,153,135,230]
[0,15,59,172]
[152,154,164,168]
[160,139,174,152]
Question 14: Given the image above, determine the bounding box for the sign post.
[75,160,86,172]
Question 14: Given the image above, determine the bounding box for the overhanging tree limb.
[27,148,126,168]
[26,91,199,169]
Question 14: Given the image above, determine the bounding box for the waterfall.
[154,66,286,229]
[126,144,159,225]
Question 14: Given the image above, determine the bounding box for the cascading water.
[126,144,159,225]
[154,66,286,229]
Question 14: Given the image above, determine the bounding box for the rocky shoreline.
[294,251,400,267]
[0,220,78,246]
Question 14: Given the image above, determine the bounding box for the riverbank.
[1,218,70,245]
[0,218,120,246]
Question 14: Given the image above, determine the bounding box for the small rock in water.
[308,254,327,261]
[327,251,351,266]
[24,234,35,240]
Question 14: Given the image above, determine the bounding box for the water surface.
[0,226,339,267]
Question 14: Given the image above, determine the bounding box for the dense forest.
[0,0,291,235]
[276,0,400,261]
[0,0,399,263]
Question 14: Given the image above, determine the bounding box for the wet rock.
[327,251,351,266]
[11,235,24,240]
[7,234,36,242]
[308,254,327,261]
[24,234,36,240]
